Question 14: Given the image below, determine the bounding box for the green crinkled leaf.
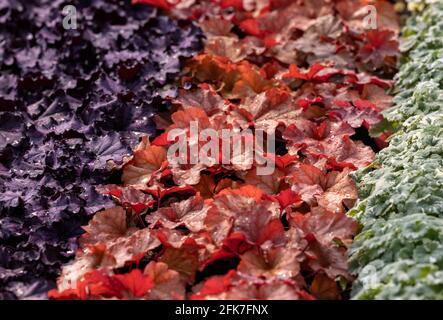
[349,2,443,300]
[352,260,443,300]
[349,214,443,276]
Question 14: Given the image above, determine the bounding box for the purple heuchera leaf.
[0,0,203,299]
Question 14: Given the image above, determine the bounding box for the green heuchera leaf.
[349,3,443,300]
[352,260,443,300]
[395,51,443,92]
[349,214,443,276]
[350,119,443,224]
[386,81,443,124]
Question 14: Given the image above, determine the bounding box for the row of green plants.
[348,1,443,299]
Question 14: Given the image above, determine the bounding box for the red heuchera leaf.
[146,194,210,232]
[191,271,314,300]
[105,228,161,268]
[239,19,265,37]
[187,54,275,99]
[310,272,341,300]
[80,207,133,245]
[358,30,399,69]
[158,243,200,283]
[205,185,282,245]
[144,261,186,300]
[144,185,196,204]
[329,99,384,129]
[96,185,155,214]
[162,107,235,185]
[304,237,351,279]
[282,64,393,88]
[337,0,400,33]
[237,247,301,279]
[52,258,187,300]
[372,0,401,33]
[283,63,329,81]
[270,189,302,210]
[243,166,287,194]
[51,269,154,300]
[283,119,354,155]
[55,244,116,292]
[151,132,174,146]
[361,84,393,111]
[275,153,299,170]
[170,106,213,130]
[113,269,155,298]
[74,207,161,270]
[204,35,265,63]
[317,135,375,169]
[219,0,244,10]
[193,175,238,199]
[284,118,375,169]
[173,84,232,116]
[286,164,324,205]
[289,208,357,245]
[122,145,168,188]
[293,14,343,55]
[287,165,358,213]
[232,88,302,131]
[191,270,237,299]
[315,168,359,213]
[286,127,375,169]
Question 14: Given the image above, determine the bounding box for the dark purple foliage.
[0,0,203,299]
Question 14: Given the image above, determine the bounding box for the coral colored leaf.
[144,261,186,300]
[311,272,340,300]
[146,195,210,232]
[283,119,355,156]
[304,238,351,279]
[243,166,286,194]
[122,145,168,188]
[55,245,116,292]
[239,19,264,37]
[289,208,357,245]
[81,207,131,245]
[316,168,359,213]
[173,84,231,116]
[113,269,154,298]
[105,228,161,268]
[206,186,281,244]
[233,88,302,131]
[191,271,313,300]
[52,269,154,300]
[72,206,161,269]
[358,30,399,69]
[283,64,328,81]
[237,247,301,279]
[287,165,358,213]
[272,189,302,210]
[158,246,200,283]
[96,185,155,214]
